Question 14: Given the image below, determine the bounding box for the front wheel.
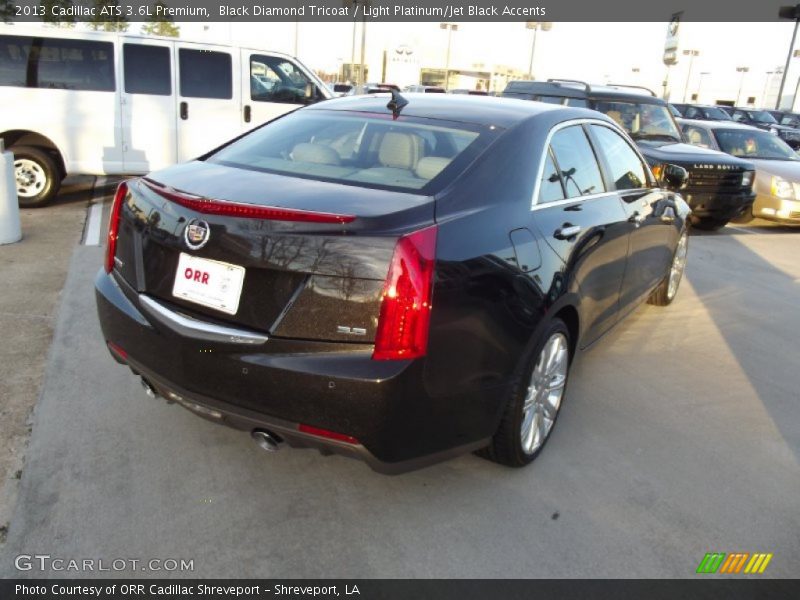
[13,146,61,207]
[481,319,571,467]
[648,229,688,306]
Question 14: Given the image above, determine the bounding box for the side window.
[685,107,699,119]
[2,36,115,91]
[682,125,713,149]
[549,125,605,198]
[538,149,566,204]
[0,35,32,87]
[732,111,745,122]
[250,55,314,104]
[179,48,232,99]
[590,125,648,191]
[123,44,171,96]
[565,98,589,108]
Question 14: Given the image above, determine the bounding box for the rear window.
[208,111,494,193]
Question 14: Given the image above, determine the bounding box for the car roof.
[503,80,664,103]
[678,118,763,131]
[306,93,596,128]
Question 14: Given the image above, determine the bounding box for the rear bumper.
[682,189,756,220]
[95,269,494,473]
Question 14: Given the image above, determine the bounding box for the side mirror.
[659,163,688,190]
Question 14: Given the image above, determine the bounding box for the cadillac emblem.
[184,219,211,250]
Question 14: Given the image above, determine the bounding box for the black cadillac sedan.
[95,94,691,473]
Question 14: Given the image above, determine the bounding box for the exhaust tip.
[140,377,157,399]
[251,429,282,453]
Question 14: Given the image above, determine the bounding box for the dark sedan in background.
[723,106,800,150]
[680,118,800,224]
[96,94,690,473]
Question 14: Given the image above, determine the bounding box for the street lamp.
[736,66,749,106]
[440,23,458,90]
[777,4,800,109]
[682,49,699,102]
[525,21,552,79]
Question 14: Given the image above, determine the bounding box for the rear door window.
[538,150,566,204]
[549,125,606,197]
[124,44,171,95]
[179,48,232,99]
[590,125,648,190]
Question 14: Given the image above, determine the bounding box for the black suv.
[502,80,756,229]
[726,107,800,150]
[674,104,735,122]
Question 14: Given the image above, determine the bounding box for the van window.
[124,44,171,96]
[179,48,232,99]
[549,125,605,198]
[250,55,314,104]
[0,35,114,91]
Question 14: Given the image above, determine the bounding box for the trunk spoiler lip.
[140,177,357,225]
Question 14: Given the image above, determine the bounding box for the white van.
[0,26,332,206]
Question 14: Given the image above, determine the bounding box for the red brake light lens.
[372,225,437,361]
[298,424,360,445]
[105,181,128,274]
[142,178,355,224]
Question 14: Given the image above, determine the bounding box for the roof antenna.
[387,89,409,119]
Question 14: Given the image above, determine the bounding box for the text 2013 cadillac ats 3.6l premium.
[95,93,691,473]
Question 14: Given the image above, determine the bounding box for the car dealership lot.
[0,190,798,578]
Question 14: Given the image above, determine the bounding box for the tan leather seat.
[415,157,451,180]
[378,132,422,170]
[291,142,341,166]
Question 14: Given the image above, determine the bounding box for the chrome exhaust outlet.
[140,377,157,399]
[251,429,283,453]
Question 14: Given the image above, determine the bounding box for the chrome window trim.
[530,118,655,210]
[139,295,269,345]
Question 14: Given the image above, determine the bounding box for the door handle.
[628,211,646,225]
[554,224,581,240]
[180,101,188,120]
[244,105,252,123]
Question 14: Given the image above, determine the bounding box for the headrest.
[378,132,421,169]
[291,142,341,165]
[415,157,451,180]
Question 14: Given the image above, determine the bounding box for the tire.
[12,146,61,207]
[480,318,571,467]
[691,216,728,231]
[648,228,689,307]
[730,208,754,224]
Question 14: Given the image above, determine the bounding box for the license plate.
[172,253,245,315]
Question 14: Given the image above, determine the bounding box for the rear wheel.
[648,228,688,306]
[13,146,61,207]
[691,216,728,231]
[481,319,571,467]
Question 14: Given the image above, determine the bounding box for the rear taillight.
[372,225,437,361]
[104,181,128,274]
[298,424,360,445]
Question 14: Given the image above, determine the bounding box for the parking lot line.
[83,202,104,246]
[726,226,757,235]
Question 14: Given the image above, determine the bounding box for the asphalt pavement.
[0,199,798,578]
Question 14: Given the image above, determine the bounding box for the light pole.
[736,67,749,106]
[777,4,800,109]
[525,22,552,79]
[696,71,710,102]
[440,23,458,90]
[682,49,699,102]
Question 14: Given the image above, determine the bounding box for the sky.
[175,21,800,106]
[16,19,800,107]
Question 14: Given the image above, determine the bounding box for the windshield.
[715,129,799,160]
[208,111,491,193]
[750,110,778,124]
[594,100,682,142]
[705,107,732,120]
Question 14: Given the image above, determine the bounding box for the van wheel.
[13,146,61,207]
[479,318,571,467]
